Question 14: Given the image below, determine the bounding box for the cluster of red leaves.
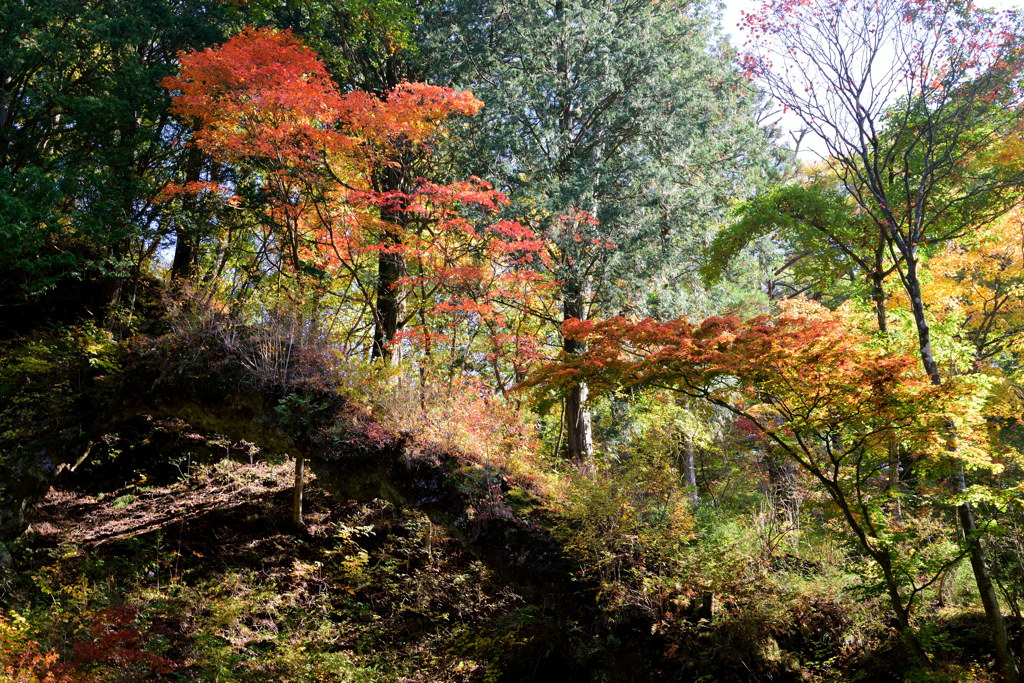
[343,82,483,151]
[154,180,227,202]
[530,302,976,463]
[162,27,349,168]
[162,27,548,334]
[68,606,173,678]
[0,607,171,683]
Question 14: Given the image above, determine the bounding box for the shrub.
[554,450,693,609]
[0,614,70,683]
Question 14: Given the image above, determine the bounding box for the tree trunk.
[562,284,594,472]
[171,236,196,284]
[957,465,1019,683]
[904,256,1018,681]
[370,160,406,365]
[171,147,205,283]
[879,552,931,665]
[564,380,594,471]
[888,440,903,523]
[292,454,305,531]
[903,258,941,383]
[682,438,698,506]
[371,243,404,364]
[870,268,888,335]
[824,477,930,667]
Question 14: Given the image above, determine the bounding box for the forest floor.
[5,452,1015,682]
[31,461,303,550]
[9,457,549,682]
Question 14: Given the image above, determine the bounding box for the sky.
[720,0,1024,41]
[718,0,1024,159]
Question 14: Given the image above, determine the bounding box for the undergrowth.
[0,317,1011,682]
[3,460,535,681]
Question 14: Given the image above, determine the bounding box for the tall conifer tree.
[418,0,778,465]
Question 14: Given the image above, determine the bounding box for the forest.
[3,0,1024,680]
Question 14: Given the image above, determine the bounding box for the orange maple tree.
[161,27,545,362]
[528,300,998,659]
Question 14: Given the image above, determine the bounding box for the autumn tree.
[743,1,1024,676]
[162,28,543,362]
[923,205,1024,367]
[529,300,999,663]
[241,0,429,363]
[171,0,430,358]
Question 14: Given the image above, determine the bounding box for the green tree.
[705,176,899,332]
[0,0,230,318]
[419,0,779,466]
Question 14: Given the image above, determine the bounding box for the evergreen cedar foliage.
[5,0,1024,680]
[417,0,780,465]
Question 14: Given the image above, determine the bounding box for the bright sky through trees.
[721,0,1023,45]
[721,0,1024,158]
